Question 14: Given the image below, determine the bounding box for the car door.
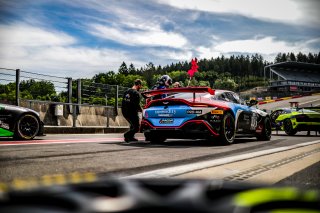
[227,92,256,133]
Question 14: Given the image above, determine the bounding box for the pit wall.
[20,100,129,127]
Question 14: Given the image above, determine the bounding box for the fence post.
[67,78,72,104]
[77,79,81,106]
[114,85,118,116]
[15,69,20,106]
[67,78,72,122]
[72,79,81,127]
[106,107,110,128]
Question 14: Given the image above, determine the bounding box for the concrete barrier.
[44,126,129,134]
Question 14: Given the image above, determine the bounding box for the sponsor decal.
[186,110,202,114]
[155,110,176,114]
[0,121,9,129]
[210,114,222,123]
[211,110,223,114]
[290,86,298,91]
[155,109,176,117]
[159,118,174,124]
[250,113,258,130]
[158,114,171,117]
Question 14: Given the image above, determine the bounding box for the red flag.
[187,57,199,78]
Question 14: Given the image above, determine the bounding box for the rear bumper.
[141,119,219,139]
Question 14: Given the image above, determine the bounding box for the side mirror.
[248,99,258,106]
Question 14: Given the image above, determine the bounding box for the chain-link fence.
[0,68,15,84]
[0,68,70,105]
[0,68,130,127]
[81,81,129,107]
[0,68,16,104]
[0,68,129,107]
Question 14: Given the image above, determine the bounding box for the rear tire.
[283,119,297,136]
[219,112,235,145]
[256,117,272,141]
[14,114,40,140]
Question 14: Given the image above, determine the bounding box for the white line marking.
[124,140,320,178]
[0,137,145,146]
[298,99,320,106]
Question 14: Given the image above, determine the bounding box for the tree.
[128,63,136,75]
[19,80,56,99]
[118,62,128,76]
[93,71,117,85]
[307,53,315,63]
[213,78,238,91]
[274,53,282,63]
[296,52,307,62]
[289,52,296,61]
[142,62,156,88]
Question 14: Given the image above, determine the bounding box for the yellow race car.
[271,107,320,135]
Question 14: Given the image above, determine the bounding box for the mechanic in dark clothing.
[122,79,143,142]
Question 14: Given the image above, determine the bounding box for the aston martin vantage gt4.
[141,87,271,145]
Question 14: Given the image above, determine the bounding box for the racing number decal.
[250,113,258,130]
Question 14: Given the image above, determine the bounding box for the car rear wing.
[141,87,215,99]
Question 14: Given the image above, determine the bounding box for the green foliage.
[20,79,56,98]
[169,70,188,82]
[2,52,318,106]
[214,78,238,91]
[198,81,210,86]
[117,74,144,88]
[0,80,60,102]
[118,62,128,76]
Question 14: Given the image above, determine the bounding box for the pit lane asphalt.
[0,132,319,186]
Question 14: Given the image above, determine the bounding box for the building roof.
[265,61,320,72]
[266,61,320,82]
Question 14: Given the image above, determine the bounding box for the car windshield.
[0,1,319,212]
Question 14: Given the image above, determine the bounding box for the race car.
[0,103,44,140]
[272,107,320,136]
[141,87,271,145]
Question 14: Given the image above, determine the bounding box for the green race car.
[271,107,320,135]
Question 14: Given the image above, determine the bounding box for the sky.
[0,0,319,79]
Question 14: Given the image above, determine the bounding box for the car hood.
[1,104,40,116]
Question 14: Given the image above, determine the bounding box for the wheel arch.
[13,111,41,130]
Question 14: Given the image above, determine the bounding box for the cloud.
[89,23,188,48]
[214,37,296,54]
[60,1,189,48]
[196,46,222,60]
[0,23,144,78]
[196,36,319,61]
[148,49,193,61]
[156,0,318,25]
[0,23,76,47]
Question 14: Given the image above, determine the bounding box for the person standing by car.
[122,79,143,142]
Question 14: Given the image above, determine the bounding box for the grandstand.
[264,62,320,93]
